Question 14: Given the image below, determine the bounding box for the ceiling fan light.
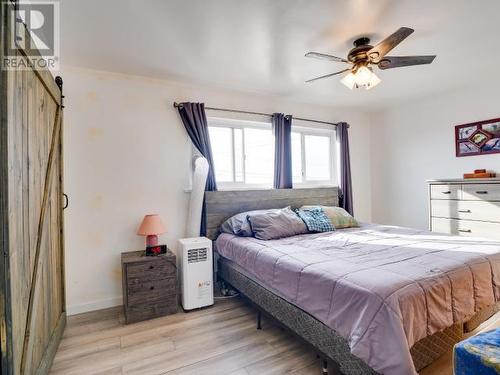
[340,72,356,89]
[366,72,382,90]
[340,66,382,90]
[354,66,373,87]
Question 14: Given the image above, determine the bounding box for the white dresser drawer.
[462,183,500,201]
[431,217,500,240]
[431,217,456,235]
[430,184,461,200]
[431,200,500,223]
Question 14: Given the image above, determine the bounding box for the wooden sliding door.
[1,2,66,374]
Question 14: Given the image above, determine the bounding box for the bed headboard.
[205,187,339,240]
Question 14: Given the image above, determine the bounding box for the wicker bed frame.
[206,188,499,374]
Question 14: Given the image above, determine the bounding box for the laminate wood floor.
[51,297,499,375]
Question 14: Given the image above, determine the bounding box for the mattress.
[215,223,500,375]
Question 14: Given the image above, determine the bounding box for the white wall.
[62,66,373,315]
[371,85,500,230]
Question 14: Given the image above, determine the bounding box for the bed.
[206,188,500,375]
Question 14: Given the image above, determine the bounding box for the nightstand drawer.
[127,260,175,281]
[127,278,176,306]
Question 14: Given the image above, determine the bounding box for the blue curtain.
[273,113,293,189]
[177,102,217,235]
[337,122,353,215]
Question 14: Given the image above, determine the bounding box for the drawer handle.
[150,286,155,290]
[458,209,471,213]
[149,265,154,270]
[476,191,488,194]
[458,229,472,233]
[63,193,69,210]
[441,191,452,194]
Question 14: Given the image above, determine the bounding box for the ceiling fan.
[305,27,436,90]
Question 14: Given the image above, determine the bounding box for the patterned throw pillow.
[296,207,334,233]
[301,205,358,229]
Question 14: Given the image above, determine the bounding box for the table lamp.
[137,214,166,249]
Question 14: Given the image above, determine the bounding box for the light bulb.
[366,72,381,90]
[340,72,356,89]
[341,66,382,90]
[354,66,373,87]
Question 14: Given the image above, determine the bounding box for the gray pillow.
[247,207,308,240]
[220,208,280,236]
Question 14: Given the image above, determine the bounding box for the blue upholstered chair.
[454,328,500,375]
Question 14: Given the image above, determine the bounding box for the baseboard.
[67,296,122,316]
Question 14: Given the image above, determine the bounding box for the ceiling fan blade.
[368,27,414,62]
[305,52,349,63]
[305,69,351,83]
[378,55,436,70]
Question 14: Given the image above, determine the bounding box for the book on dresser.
[427,178,500,241]
[121,250,178,324]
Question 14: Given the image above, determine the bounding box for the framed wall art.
[455,118,500,157]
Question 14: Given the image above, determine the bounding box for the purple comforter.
[215,224,500,375]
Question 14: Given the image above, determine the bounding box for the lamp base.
[146,234,158,247]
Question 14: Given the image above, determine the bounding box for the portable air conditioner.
[177,237,214,310]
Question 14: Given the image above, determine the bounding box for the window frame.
[206,117,338,190]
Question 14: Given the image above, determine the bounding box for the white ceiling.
[60,0,500,109]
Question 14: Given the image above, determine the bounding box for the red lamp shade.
[137,214,166,247]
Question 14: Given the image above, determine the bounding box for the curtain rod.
[173,102,347,128]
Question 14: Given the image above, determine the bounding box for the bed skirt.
[219,258,499,374]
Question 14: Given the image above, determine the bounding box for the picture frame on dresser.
[455,117,500,157]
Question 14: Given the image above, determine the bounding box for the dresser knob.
[458,209,471,213]
[150,286,155,290]
[442,191,451,194]
[149,265,154,270]
[458,229,472,233]
[476,191,488,194]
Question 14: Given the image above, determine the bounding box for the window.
[291,127,336,186]
[207,118,336,189]
[208,127,233,182]
[208,118,274,188]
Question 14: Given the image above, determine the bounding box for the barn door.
[0,2,66,374]
[5,63,65,375]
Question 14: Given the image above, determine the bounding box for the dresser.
[121,250,178,324]
[428,178,500,240]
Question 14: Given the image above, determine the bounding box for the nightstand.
[121,250,178,324]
